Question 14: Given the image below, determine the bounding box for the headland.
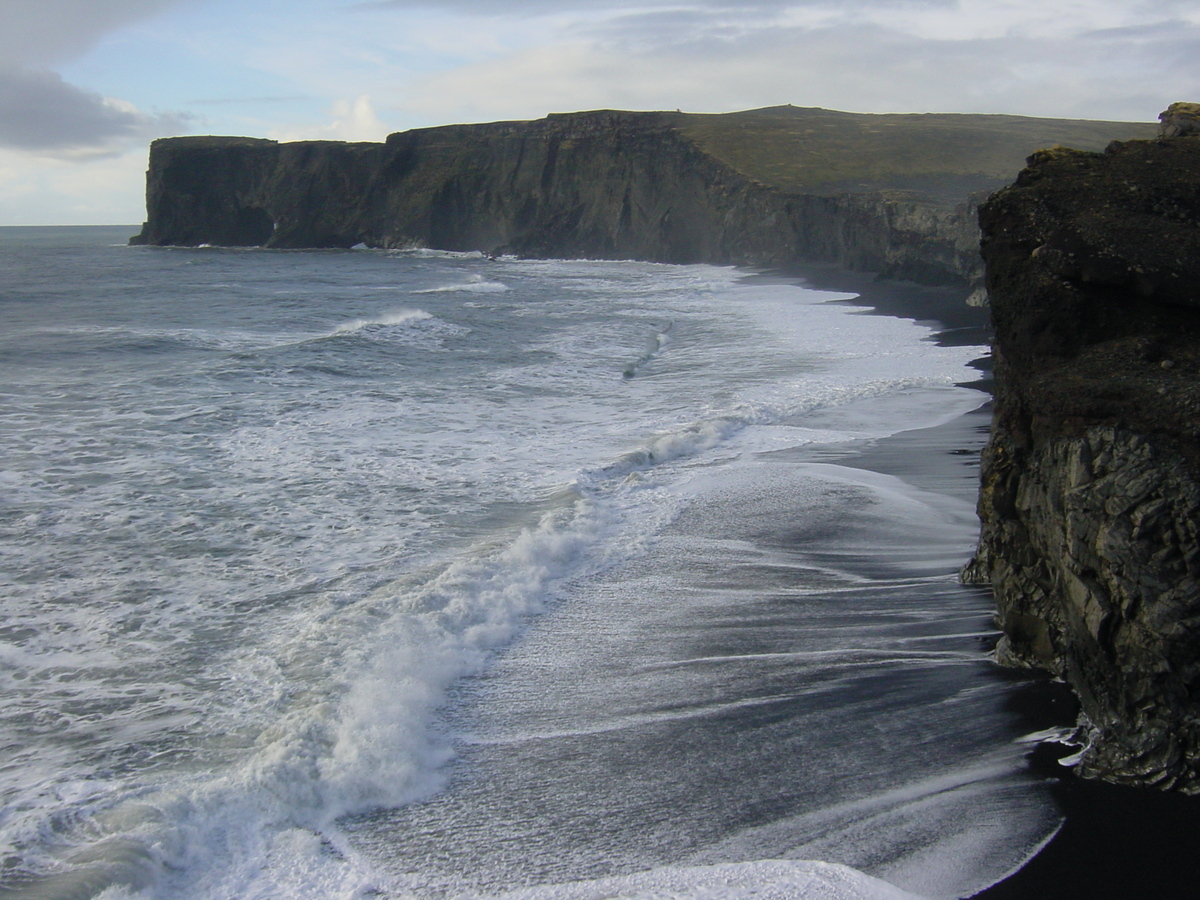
[129,106,1152,298]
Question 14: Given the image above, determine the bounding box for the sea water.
[0,227,1058,900]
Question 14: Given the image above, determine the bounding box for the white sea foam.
[330,306,434,334]
[0,494,628,898]
[0,458,685,897]
[416,273,510,293]
[622,321,674,379]
[482,860,925,900]
[387,247,489,260]
[0,243,1012,900]
[682,763,1059,900]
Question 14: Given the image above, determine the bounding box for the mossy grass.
[675,106,1156,199]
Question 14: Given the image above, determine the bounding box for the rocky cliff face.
[967,134,1200,790]
[129,110,986,285]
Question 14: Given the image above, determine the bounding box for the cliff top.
[152,106,1155,206]
[677,106,1156,200]
[385,106,1157,201]
[980,135,1200,458]
[150,135,279,149]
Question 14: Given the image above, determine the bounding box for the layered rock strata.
[130,112,979,284]
[967,135,1200,790]
[130,108,1150,287]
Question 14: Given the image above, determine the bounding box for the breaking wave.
[416,274,509,294]
[330,307,435,335]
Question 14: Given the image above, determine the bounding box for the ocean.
[0,226,1060,900]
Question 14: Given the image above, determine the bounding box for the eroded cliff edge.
[966,133,1200,790]
[129,106,1151,288]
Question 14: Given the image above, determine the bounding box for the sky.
[1,0,1198,225]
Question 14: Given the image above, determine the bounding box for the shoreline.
[798,266,1200,899]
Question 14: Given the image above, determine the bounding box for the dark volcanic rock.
[129,107,1155,286]
[129,111,984,285]
[967,132,1200,790]
[130,135,386,249]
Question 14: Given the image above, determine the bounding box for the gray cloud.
[0,1,191,154]
[0,0,182,66]
[408,6,1200,126]
[668,20,1199,120]
[354,0,950,15]
[0,66,192,154]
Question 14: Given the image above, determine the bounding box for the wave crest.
[416,274,509,294]
[330,308,434,336]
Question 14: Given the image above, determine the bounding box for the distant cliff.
[966,127,1200,791]
[130,106,1152,288]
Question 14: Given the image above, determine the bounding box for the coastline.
[14,226,1199,896]
[971,772,1200,899]
[799,267,1200,899]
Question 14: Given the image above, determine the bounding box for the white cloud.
[3,0,1199,223]
[399,10,1199,124]
[269,94,389,142]
[0,143,149,224]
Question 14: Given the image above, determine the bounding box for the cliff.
[130,107,1152,287]
[967,131,1200,790]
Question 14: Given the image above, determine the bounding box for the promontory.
[134,102,1200,792]
[966,105,1200,791]
[129,105,1152,292]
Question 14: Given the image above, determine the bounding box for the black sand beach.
[803,267,1200,899]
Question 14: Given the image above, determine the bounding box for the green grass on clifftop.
[676,106,1156,200]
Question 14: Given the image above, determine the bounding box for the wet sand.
[798,266,1200,900]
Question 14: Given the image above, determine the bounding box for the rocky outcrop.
[130,135,390,248]
[131,111,980,284]
[131,108,1151,288]
[967,132,1200,790]
[1159,101,1200,138]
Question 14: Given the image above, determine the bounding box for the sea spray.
[1,231,1042,900]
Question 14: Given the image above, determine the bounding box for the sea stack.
[967,105,1200,790]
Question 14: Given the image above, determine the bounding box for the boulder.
[1158,101,1200,138]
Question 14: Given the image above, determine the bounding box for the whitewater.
[0,227,1058,900]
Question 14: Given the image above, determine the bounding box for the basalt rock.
[967,127,1200,790]
[1159,101,1200,138]
[130,107,1151,289]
